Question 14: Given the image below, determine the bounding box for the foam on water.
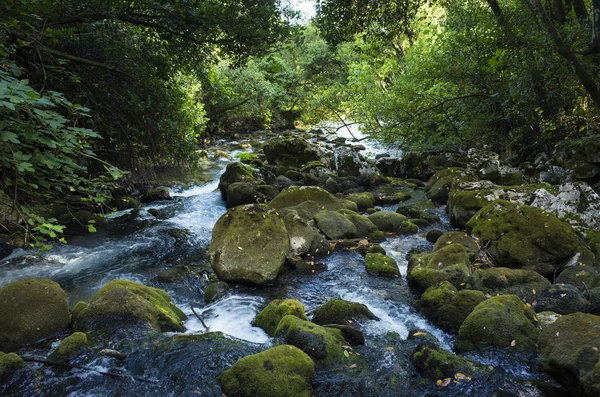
[185,295,270,344]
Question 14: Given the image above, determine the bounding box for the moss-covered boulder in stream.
[407,244,471,292]
[262,136,323,168]
[140,187,171,203]
[0,278,70,351]
[48,332,89,363]
[470,267,550,303]
[345,192,375,211]
[311,298,377,325]
[313,210,357,239]
[218,162,257,200]
[411,343,488,381]
[269,186,343,212]
[533,284,590,315]
[414,281,458,322]
[338,210,378,237]
[210,204,290,285]
[0,352,26,380]
[367,211,407,233]
[283,213,315,257]
[467,201,593,278]
[437,290,487,334]
[455,294,540,354]
[364,253,401,277]
[73,279,186,334]
[275,315,346,361]
[226,182,268,208]
[433,231,480,262]
[219,344,315,397]
[539,312,600,397]
[425,167,474,205]
[253,299,308,336]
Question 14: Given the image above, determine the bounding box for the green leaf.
[1,131,20,143]
[343,350,350,358]
[87,224,97,233]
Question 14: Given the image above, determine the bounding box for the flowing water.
[0,134,561,397]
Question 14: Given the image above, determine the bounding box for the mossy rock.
[338,209,378,237]
[407,244,471,292]
[0,278,70,351]
[367,230,387,243]
[269,186,343,212]
[467,201,593,279]
[283,214,315,257]
[345,192,375,211]
[0,352,26,380]
[279,200,322,221]
[275,315,346,361]
[425,167,474,205]
[340,199,358,212]
[470,267,550,303]
[411,343,488,381]
[219,344,315,397]
[555,266,600,291]
[218,162,257,200]
[539,312,600,397]
[48,332,89,363]
[311,298,377,326]
[437,290,487,334]
[373,191,412,205]
[364,253,401,277]
[58,210,105,234]
[204,281,231,304]
[73,279,186,333]
[456,294,540,354]
[313,210,357,240]
[588,229,600,258]
[210,204,290,285]
[253,300,308,336]
[426,229,444,243]
[447,189,496,229]
[355,242,386,257]
[71,301,89,318]
[226,182,267,208]
[398,221,419,235]
[433,231,480,262]
[140,187,172,203]
[534,284,591,315]
[108,196,141,211]
[306,232,332,258]
[367,211,407,233]
[262,136,323,168]
[414,281,458,322]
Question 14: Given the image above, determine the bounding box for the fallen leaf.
[532,289,536,295]
[412,331,427,337]
[344,350,350,358]
[560,293,567,297]
[329,242,337,250]
[455,373,471,381]
[437,378,452,387]
[342,345,353,350]
[348,363,358,369]
[357,239,369,247]
[593,347,599,352]
[237,246,243,250]
[511,340,516,347]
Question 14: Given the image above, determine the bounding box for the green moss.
[0,278,70,352]
[539,313,600,397]
[253,300,308,336]
[219,344,315,397]
[344,193,375,211]
[48,332,89,362]
[71,301,89,318]
[367,211,407,233]
[204,281,231,304]
[364,253,401,277]
[340,199,358,212]
[354,242,386,257]
[467,201,591,278]
[587,229,600,258]
[338,210,378,237]
[218,162,257,200]
[408,244,471,292]
[235,152,259,164]
[269,186,343,211]
[0,352,26,379]
[456,294,540,354]
[433,231,480,262]
[275,315,346,362]
[313,210,357,239]
[398,221,419,235]
[438,290,486,334]
[411,343,485,380]
[471,267,550,303]
[414,281,457,322]
[311,298,377,325]
[425,167,474,204]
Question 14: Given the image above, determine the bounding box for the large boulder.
[364,253,401,277]
[275,315,346,361]
[433,231,480,262]
[311,298,377,326]
[533,284,590,315]
[539,312,600,397]
[411,343,488,381]
[218,162,257,200]
[140,187,172,203]
[253,299,308,336]
[425,168,474,205]
[367,211,407,233]
[455,294,540,354]
[210,204,290,285]
[262,136,323,168]
[407,244,471,292]
[269,186,343,212]
[466,201,593,278]
[0,278,70,351]
[332,146,376,177]
[338,210,378,237]
[470,267,551,303]
[73,280,186,333]
[437,290,487,334]
[313,210,357,239]
[219,345,315,397]
[226,182,268,208]
[282,214,315,257]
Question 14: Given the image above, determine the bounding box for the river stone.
[332,146,376,177]
[367,211,407,233]
[269,186,343,212]
[48,332,89,363]
[210,204,290,285]
[73,280,187,334]
[470,267,550,303]
[0,352,26,380]
[219,344,315,397]
[140,187,171,203]
[455,294,540,354]
[226,182,267,208]
[411,343,488,381]
[467,200,593,279]
[433,231,480,262]
[344,192,375,211]
[275,315,346,361]
[539,312,600,397]
[555,266,600,291]
[262,136,323,168]
[0,278,70,351]
[313,210,357,239]
[311,298,377,325]
[218,162,257,200]
[283,214,314,257]
[437,290,487,334]
[533,284,591,315]
[407,244,471,292]
[253,299,308,336]
[338,210,378,237]
[425,167,474,205]
[364,253,401,277]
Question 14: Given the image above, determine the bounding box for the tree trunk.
[485,0,504,24]
[553,0,567,25]
[527,0,600,109]
[588,0,600,53]
[569,0,590,22]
